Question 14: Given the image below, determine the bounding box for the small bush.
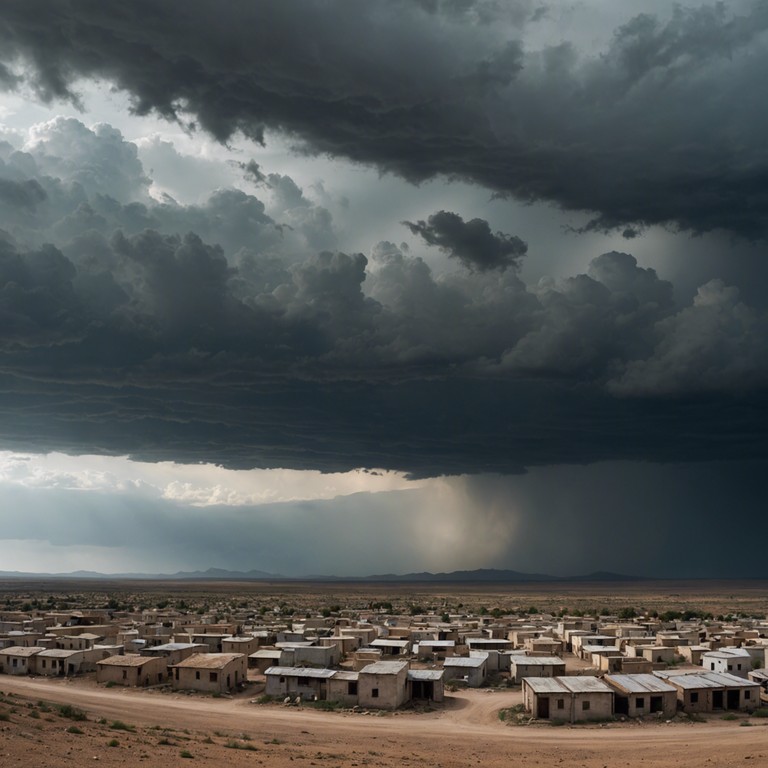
[66,725,84,734]
[722,713,738,721]
[751,708,768,718]
[58,704,87,721]
[179,750,194,759]
[109,720,135,732]
[0,711,10,722]
[225,741,258,751]
[107,739,119,747]
[105,681,116,688]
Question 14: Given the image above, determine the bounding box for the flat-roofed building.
[358,660,409,709]
[96,654,167,686]
[171,653,247,693]
[510,656,566,683]
[604,673,677,718]
[660,670,760,712]
[0,646,44,675]
[265,666,336,700]
[523,676,614,722]
[443,654,488,688]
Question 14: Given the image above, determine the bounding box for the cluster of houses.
[1,603,767,718]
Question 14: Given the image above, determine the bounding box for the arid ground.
[1,579,766,766]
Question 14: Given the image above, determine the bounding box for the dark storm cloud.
[1,2,768,236]
[403,210,527,271]
[0,117,766,477]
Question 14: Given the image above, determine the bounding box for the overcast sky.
[0,1,765,578]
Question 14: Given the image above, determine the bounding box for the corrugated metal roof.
[37,649,83,658]
[523,677,567,694]
[664,671,759,690]
[264,666,335,679]
[559,676,613,693]
[370,639,410,647]
[604,674,676,694]
[249,649,282,658]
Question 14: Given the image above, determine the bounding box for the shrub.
[179,750,194,759]
[66,725,84,734]
[109,720,135,732]
[57,704,87,721]
[107,739,119,747]
[751,708,768,718]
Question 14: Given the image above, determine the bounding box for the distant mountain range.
[0,567,642,583]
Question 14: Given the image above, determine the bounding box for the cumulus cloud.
[403,210,527,271]
[1,2,768,236]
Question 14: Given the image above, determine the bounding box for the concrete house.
[748,668,768,703]
[141,642,208,667]
[222,636,262,656]
[265,666,336,700]
[0,646,44,675]
[510,656,566,683]
[701,648,752,679]
[443,654,488,687]
[604,673,678,718]
[96,654,167,686]
[522,676,614,722]
[358,660,409,709]
[407,669,445,703]
[327,670,360,706]
[370,638,410,656]
[171,653,247,694]
[662,671,760,712]
[34,648,103,676]
[415,640,455,661]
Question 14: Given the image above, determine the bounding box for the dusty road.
[1,676,767,767]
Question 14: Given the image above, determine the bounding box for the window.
[195,671,200,680]
[348,682,358,695]
[582,701,590,711]
[557,698,564,709]
[636,697,645,709]
[745,690,751,700]
[372,688,379,698]
[690,692,699,704]
[737,664,742,671]
[122,670,127,679]
[210,672,218,682]
[711,663,716,670]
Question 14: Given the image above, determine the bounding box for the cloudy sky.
[0,1,765,578]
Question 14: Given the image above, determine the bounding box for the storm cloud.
[404,210,527,271]
[0,2,768,237]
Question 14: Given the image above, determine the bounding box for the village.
[1,586,767,724]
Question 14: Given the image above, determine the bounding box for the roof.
[331,670,359,681]
[702,648,751,659]
[512,657,565,666]
[265,666,335,679]
[444,655,487,668]
[664,671,760,690]
[0,646,45,657]
[250,649,283,658]
[145,643,203,652]
[408,669,444,681]
[417,640,455,647]
[97,654,156,667]
[466,638,511,645]
[173,653,245,670]
[524,676,612,694]
[37,649,83,658]
[359,660,409,675]
[370,639,410,647]
[604,674,676,694]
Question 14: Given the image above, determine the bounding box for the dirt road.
[1,676,766,767]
